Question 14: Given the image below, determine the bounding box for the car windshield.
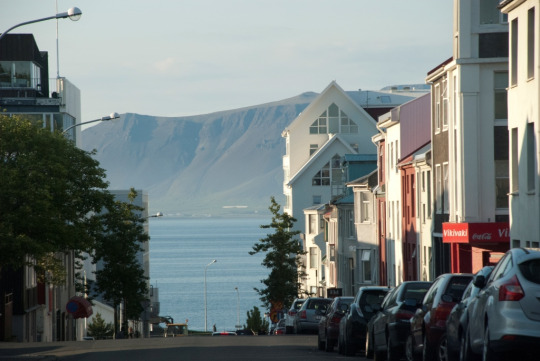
[401,283,431,303]
[359,291,387,314]
[444,276,473,301]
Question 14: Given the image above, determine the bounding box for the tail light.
[433,302,455,328]
[299,310,307,319]
[330,315,342,324]
[396,309,414,321]
[499,275,525,301]
[288,310,297,317]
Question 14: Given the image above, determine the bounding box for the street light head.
[101,112,120,121]
[67,7,82,21]
[212,259,217,264]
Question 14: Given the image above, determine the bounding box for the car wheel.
[285,326,293,334]
[317,332,325,350]
[365,330,374,359]
[406,333,419,361]
[387,334,399,361]
[325,334,334,352]
[482,326,498,361]
[438,333,448,361]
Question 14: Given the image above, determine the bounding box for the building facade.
[500,0,540,248]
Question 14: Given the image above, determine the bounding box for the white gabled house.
[282,81,380,236]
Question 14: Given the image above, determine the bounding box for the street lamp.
[235,287,240,329]
[62,112,120,135]
[0,7,82,42]
[204,259,217,332]
[148,212,163,218]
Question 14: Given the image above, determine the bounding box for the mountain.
[81,92,318,217]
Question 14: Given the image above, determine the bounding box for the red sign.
[442,222,509,244]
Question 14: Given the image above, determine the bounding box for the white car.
[285,298,305,334]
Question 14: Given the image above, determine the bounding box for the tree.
[245,306,269,335]
[0,114,111,279]
[87,312,114,340]
[91,189,149,334]
[249,197,305,313]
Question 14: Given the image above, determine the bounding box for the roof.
[287,134,357,186]
[344,154,377,162]
[347,168,378,187]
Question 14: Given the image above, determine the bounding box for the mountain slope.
[82,92,317,216]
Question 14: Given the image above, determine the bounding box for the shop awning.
[66,296,93,319]
[442,222,509,244]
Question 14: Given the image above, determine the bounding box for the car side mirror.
[473,275,486,288]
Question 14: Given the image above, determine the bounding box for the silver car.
[464,247,540,361]
[294,297,332,334]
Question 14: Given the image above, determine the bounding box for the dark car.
[444,266,493,361]
[407,273,473,361]
[285,298,305,334]
[464,248,540,361]
[317,296,353,351]
[294,297,332,334]
[338,286,391,356]
[371,281,432,361]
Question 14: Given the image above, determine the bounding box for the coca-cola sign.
[443,222,509,244]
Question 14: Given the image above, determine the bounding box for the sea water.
[149,216,270,332]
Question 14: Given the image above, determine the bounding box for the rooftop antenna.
[56,0,60,78]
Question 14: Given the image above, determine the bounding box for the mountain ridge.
[82,92,318,216]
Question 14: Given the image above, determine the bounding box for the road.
[0,335,372,361]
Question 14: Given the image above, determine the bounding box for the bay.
[149,216,270,332]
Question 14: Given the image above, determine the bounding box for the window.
[361,192,370,222]
[309,103,357,134]
[361,250,372,283]
[494,72,508,120]
[443,163,449,213]
[309,214,317,234]
[427,170,432,219]
[313,195,322,205]
[310,144,318,156]
[436,165,442,213]
[309,247,317,269]
[511,18,518,86]
[435,84,441,132]
[480,0,505,24]
[527,123,537,192]
[511,128,519,193]
[528,7,535,79]
[313,163,330,186]
[442,79,448,129]
[494,126,509,208]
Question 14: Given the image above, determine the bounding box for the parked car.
[464,248,540,361]
[294,297,332,334]
[274,318,286,335]
[371,281,432,361]
[444,266,493,361]
[317,296,354,351]
[407,273,473,361]
[338,286,391,356]
[285,298,305,334]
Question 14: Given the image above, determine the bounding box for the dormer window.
[309,103,358,134]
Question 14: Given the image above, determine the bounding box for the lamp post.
[204,259,217,332]
[0,7,82,42]
[235,287,240,329]
[62,112,120,135]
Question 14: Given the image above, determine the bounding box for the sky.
[2,0,454,124]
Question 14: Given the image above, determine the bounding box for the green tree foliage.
[0,114,110,279]
[245,306,269,335]
[249,197,305,310]
[92,189,149,327]
[87,312,114,340]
